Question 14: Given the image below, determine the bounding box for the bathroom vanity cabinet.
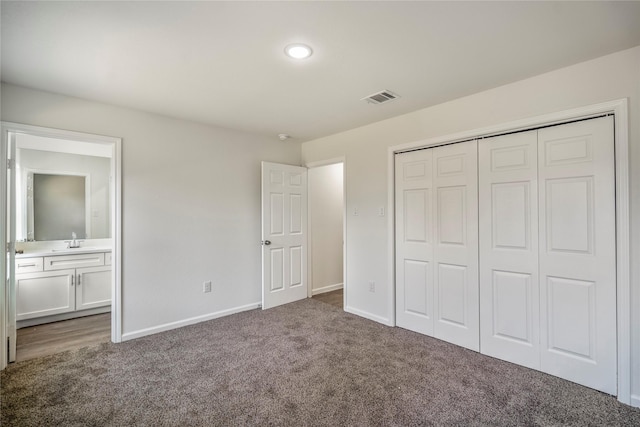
[16,250,111,324]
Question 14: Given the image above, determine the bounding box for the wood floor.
[312,288,343,309]
[16,313,111,363]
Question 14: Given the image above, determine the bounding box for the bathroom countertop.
[16,247,112,258]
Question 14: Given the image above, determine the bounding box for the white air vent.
[362,90,400,105]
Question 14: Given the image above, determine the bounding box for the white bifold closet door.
[395,148,434,336]
[537,117,616,394]
[479,130,540,370]
[479,116,616,394]
[396,116,616,395]
[395,140,479,351]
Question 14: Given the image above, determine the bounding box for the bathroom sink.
[51,247,97,252]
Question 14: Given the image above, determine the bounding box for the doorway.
[307,161,345,309]
[1,123,122,368]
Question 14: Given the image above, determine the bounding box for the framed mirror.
[28,172,89,241]
[16,135,112,242]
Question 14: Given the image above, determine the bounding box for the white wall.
[309,163,343,294]
[1,83,301,337]
[301,46,640,404]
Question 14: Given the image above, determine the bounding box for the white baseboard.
[121,302,260,342]
[345,305,392,326]
[311,283,343,296]
[631,394,640,408]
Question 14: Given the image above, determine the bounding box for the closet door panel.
[538,116,616,395]
[433,140,479,351]
[395,150,434,335]
[479,131,540,369]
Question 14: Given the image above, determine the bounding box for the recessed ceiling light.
[284,44,313,60]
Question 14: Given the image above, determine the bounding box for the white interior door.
[261,162,308,310]
[479,130,540,369]
[538,116,616,394]
[395,149,434,335]
[432,141,479,351]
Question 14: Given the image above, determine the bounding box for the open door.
[261,162,307,309]
[3,129,17,364]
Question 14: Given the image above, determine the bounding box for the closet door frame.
[387,99,631,405]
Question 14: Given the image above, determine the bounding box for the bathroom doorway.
[1,123,122,366]
[307,160,345,309]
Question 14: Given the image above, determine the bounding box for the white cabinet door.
[261,162,308,310]
[16,269,75,320]
[395,149,434,335]
[479,131,540,369]
[538,116,616,394]
[432,141,479,351]
[76,266,111,311]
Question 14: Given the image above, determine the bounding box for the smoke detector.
[361,90,400,105]
[278,134,291,141]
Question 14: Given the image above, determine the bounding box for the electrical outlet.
[368,281,375,293]
[378,207,385,217]
[354,207,359,216]
[203,281,212,293]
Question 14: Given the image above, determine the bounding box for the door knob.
[262,240,271,246]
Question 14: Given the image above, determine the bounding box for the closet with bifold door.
[395,116,617,395]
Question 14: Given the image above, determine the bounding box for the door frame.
[0,122,123,369]
[305,157,347,310]
[387,99,631,405]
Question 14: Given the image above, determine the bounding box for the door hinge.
[7,158,14,169]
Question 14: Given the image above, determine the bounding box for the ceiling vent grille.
[362,90,400,105]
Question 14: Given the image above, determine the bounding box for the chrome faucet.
[65,232,83,249]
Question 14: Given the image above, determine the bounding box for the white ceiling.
[2,1,640,143]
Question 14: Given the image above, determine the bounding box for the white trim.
[392,101,625,154]
[306,164,314,299]
[342,160,348,311]
[0,122,123,365]
[305,157,345,169]
[0,127,8,369]
[311,283,343,296]
[631,394,640,409]
[16,133,112,158]
[387,99,631,405]
[612,101,631,406]
[121,303,261,341]
[387,146,396,327]
[112,137,122,344]
[345,305,392,326]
